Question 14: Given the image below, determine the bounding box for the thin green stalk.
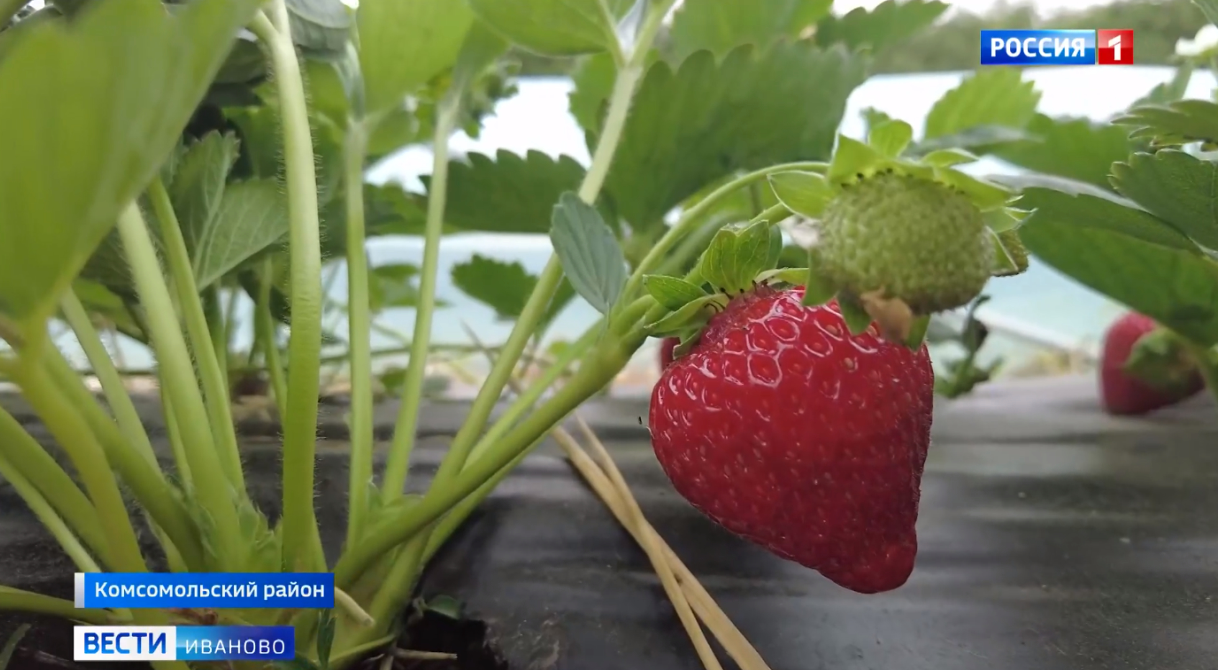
[116,201,242,569]
[620,161,827,304]
[251,5,327,571]
[60,290,157,467]
[161,391,194,493]
[334,338,634,589]
[205,286,230,394]
[464,324,600,465]
[43,335,207,571]
[148,177,246,494]
[0,407,110,565]
[9,351,147,573]
[344,121,375,549]
[0,587,120,626]
[0,452,101,572]
[380,100,460,497]
[257,258,288,419]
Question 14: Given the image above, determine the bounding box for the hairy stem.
[381,101,459,497]
[117,201,241,569]
[0,407,110,565]
[0,587,121,626]
[252,5,327,571]
[9,351,147,573]
[257,258,288,419]
[343,121,375,549]
[0,452,100,572]
[148,177,246,493]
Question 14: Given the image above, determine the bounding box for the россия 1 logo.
[981,29,1134,65]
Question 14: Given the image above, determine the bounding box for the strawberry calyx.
[1124,326,1204,392]
[766,118,1031,342]
[640,217,806,363]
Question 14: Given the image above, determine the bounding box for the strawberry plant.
[0,0,1107,667]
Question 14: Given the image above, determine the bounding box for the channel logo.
[981,29,1133,66]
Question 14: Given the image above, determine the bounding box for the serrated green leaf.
[814,0,947,54]
[647,294,720,336]
[551,192,627,315]
[451,254,537,320]
[288,0,350,59]
[604,42,867,229]
[1017,186,1199,252]
[828,135,883,182]
[868,119,913,157]
[921,148,977,167]
[1110,150,1218,251]
[924,67,1040,141]
[837,296,872,335]
[192,180,289,290]
[436,150,592,234]
[422,594,465,620]
[643,275,707,310]
[1020,197,1218,346]
[767,171,832,218]
[802,250,837,306]
[468,0,620,57]
[988,114,1133,189]
[0,0,263,344]
[668,0,832,61]
[358,0,473,116]
[1113,99,1218,148]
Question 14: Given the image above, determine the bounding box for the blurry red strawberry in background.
[1100,312,1204,416]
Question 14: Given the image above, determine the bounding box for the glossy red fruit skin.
[1100,312,1204,416]
[658,337,679,369]
[648,285,934,594]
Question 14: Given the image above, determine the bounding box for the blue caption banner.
[73,626,295,662]
[75,572,334,609]
[980,29,1096,65]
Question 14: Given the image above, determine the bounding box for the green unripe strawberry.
[816,171,994,314]
[995,229,1028,276]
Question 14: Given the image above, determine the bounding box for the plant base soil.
[2,376,1218,669]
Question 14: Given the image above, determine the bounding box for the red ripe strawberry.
[658,337,679,369]
[648,285,934,594]
[1100,312,1203,416]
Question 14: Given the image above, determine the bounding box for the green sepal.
[768,170,832,218]
[697,220,773,295]
[867,119,914,158]
[643,275,707,310]
[801,249,837,306]
[983,207,1023,233]
[766,221,784,268]
[757,267,807,286]
[904,315,931,349]
[931,167,1011,211]
[646,294,725,337]
[1124,327,1200,391]
[920,148,978,167]
[827,134,884,184]
[990,228,1020,277]
[673,329,702,359]
[837,294,873,335]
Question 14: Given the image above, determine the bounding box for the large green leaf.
[923,67,1039,140]
[451,254,538,320]
[987,114,1133,189]
[319,182,432,259]
[357,0,474,116]
[191,181,289,290]
[0,0,262,344]
[668,0,832,61]
[467,0,620,57]
[1015,184,1199,252]
[287,0,351,59]
[568,52,616,133]
[1110,150,1218,251]
[813,0,947,54]
[1019,189,1218,346]
[369,263,424,312]
[1112,99,1218,148]
[603,42,867,229]
[1132,62,1194,108]
[434,150,591,234]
